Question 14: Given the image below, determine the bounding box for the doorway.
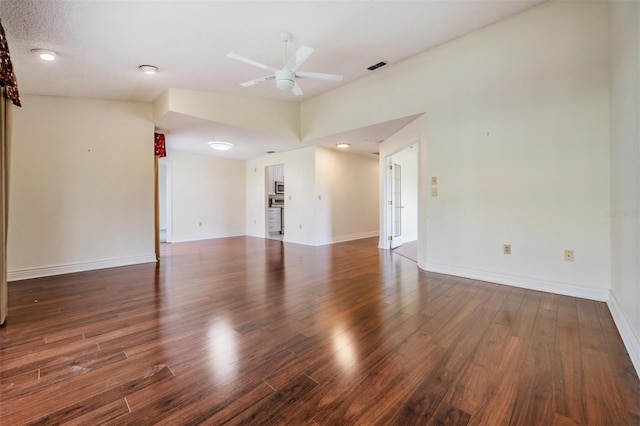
[386,144,419,261]
[158,158,172,243]
[265,164,285,240]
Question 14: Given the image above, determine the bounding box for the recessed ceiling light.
[31,49,56,61]
[138,65,159,74]
[208,141,233,151]
[336,142,350,148]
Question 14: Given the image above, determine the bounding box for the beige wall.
[9,95,155,279]
[314,147,379,245]
[167,149,246,242]
[162,88,300,141]
[608,0,640,374]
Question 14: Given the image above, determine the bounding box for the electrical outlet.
[431,188,438,197]
[432,176,438,185]
[504,244,511,255]
[564,250,574,261]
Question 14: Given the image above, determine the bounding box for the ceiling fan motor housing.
[275,69,295,90]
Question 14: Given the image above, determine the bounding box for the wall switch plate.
[564,250,574,261]
[432,176,438,185]
[504,244,511,255]
[431,188,438,197]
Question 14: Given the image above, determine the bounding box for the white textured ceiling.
[0,0,545,158]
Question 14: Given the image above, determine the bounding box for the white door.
[389,162,404,249]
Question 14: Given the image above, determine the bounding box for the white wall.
[168,149,245,242]
[8,95,155,279]
[314,147,379,245]
[246,146,379,246]
[608,0,640,375]
[309,1,611,300]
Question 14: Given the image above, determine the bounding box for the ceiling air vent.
[367,61,387,71]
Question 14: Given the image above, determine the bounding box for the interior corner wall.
[362,1,610,300]
[167,149,246,242]
[314,147,379,245]
[608,0,640,376]
[8,95,156,280]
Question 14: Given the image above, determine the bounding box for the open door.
[387,162,404,249]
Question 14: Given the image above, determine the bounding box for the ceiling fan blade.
[227,53,279,73]
[239,74,275,87]
[292,81,304,96]
[295,71,344,82]
[285,45,314,71]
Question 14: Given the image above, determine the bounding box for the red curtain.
[154,133,166,157]
[0,19,20,107]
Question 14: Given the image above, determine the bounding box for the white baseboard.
[316,231,379,246]
[419,262,610,301]
[8,254,157,282]
[608,291,640,378]
[170,231,245,243]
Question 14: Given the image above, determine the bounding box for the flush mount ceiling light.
[31,49,56,61]
[336,142,350,148]
[208,141,233,151]
[138,65,159,74]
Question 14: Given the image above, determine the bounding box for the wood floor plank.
[0,236,637,425]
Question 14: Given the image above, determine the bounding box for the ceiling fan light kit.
[227,32,343,96]
[275,69,295,91]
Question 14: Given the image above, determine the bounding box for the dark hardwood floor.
[1,236,638,425]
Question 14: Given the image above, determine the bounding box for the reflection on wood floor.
[1,236,638,424]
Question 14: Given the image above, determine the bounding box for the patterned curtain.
[0,18,20,107]
[154,133,166,158]
[153,133,165,260]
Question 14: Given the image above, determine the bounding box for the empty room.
[0,0,639,424]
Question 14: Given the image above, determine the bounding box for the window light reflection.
[207,320,239,384]
[332,326,356,371]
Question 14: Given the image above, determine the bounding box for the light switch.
[432,176,438,185]
[431,188,438,197]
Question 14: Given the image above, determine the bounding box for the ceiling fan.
[227,32,343,96]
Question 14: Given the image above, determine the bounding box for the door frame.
[159,157,172,243]
[381,137,421,250]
